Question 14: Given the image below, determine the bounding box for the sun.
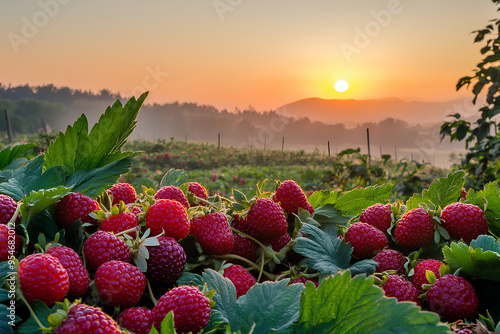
[334,80,349,93]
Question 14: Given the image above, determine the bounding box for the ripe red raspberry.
[440,202,489,243]
[46,246,89,297]
[155,186,189,209]
[381,275,419,303]
[426,274,479,321]
[395,208,435,248]
[359,203,392,232]
[146,199,190,239]
[0,224,20,262]
[373,249,407,274]
[118,307,153,334]
[274,180,314,215]
[245,198,288,243]
[191,212,234,255]
[152,285,211,333]
[95,260,146,308]
[99,211,138,238]
[55,303,121,334]
[107,182,137,205]
[345,222,388,259]
[231,234,259,264]
[18,253,69,306]
[56,192,100,228]
[0,194,17,224]
[83,230,131,270]
[223,264,257,297]
[412,259,443,292]
[146,236,186,285]
[188,182,208,201]
[269,233,291,252]
[232,213,250,234]
[290,276,319,287]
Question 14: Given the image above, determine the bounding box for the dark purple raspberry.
[0,194,17,225]
[118,307,153,334]
[146,236,187,284]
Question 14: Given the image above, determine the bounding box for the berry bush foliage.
[1,95,500,334]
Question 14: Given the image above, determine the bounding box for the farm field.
[121,139,449,202]
[1,94,499,334]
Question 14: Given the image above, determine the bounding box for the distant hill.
[0,83,469,167]
[277,97,477,127]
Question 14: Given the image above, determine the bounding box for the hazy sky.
[1,1,497,110]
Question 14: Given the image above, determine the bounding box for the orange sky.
[1,1,497,111]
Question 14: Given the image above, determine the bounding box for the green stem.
[147,279,158,305]
[214,254,275,279]
[230,227,268,250]
[257,251,265,282]
[20,295,45,329]
[114,226,139,237]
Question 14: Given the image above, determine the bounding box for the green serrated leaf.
[467,182,500,237]
[307,190,342,209]
[334,184,393,216]
[295,272,450,334]
[18,300,64,333]
[65,156,136,198]
[294,223,376,277]
[406,171,465,211]
[152,310,176,333]
[238,279,303,334]
[312,204,349,235]
[44,114,88,176]
[159,168,189,188]
[232,189,247,205]
[44,93,147,177]
[20,186,72,230]
[470,235,500,252]
[0,163,67,203]
[443,236,500,282]
[0,304,20,333]
[0,143,38,170]
[201,270,239,332]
